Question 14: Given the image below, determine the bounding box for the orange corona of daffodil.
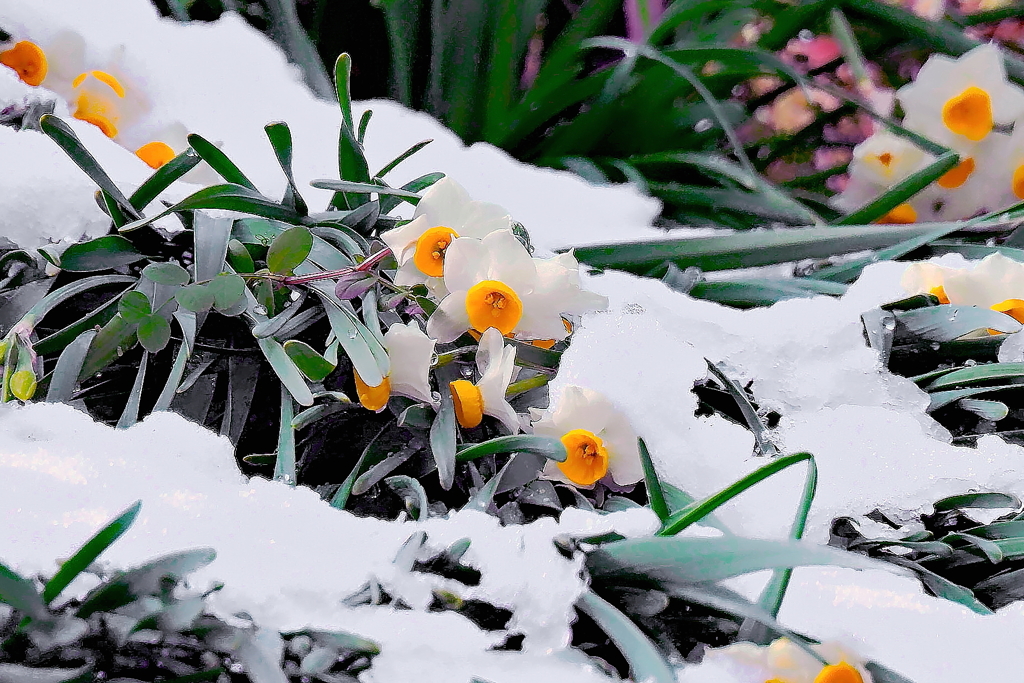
[0,41,47,86]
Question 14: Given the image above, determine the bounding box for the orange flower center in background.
[0,41,47,86]
[72,70,125,97]
[876,203,917,224]
[937,157,975,189]
[877,152,893,167]
[929,286,949,304]
[354,371,390,411]
[413,226,459,277]
[942,86,993,141]
[449,379,483,428]
[813,661,863,683]
[135,141,176,169]
[465,280,523,335]
[1013,164,1024,200]
[558,429,609,486]
[992,299,1024,324]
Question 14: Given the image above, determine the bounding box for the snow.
[3,1,1024,681]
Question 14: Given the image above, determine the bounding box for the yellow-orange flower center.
[937,156,975,189]
[413,226,459,277]
[929,285,949,304]
[813,661,863,683]
[136,141,176,169]
[465,280,523,336]
[876,203,917,224]
[877,152,893,167]
[354,370,391,412]
[72,70,125,97]
[0,41,47,86]
[1013,164,1024,200]
[992,298,1024,323]
[942,86,993,142]
[449,379,483,428]
[557,429,609,486]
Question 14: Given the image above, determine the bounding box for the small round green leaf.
[142,262,191,286]
[208,273,246,311]
[266,226,313,274]
[138,315,171,353]
[175,284,215,312]
[283,340,336,382]
[118,291,152,323]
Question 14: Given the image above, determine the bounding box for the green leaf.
[836,152,960,225]
[312,179,421,199]
[638,438,669,522]
[193,212,235,284]
[283,340,335,382]
[0,562,47,619]
[927,384,1024,412]
[129,148,202,211]
[386,475,429,521]
[175,284,215,312]
[455,435,567,462]
[898,306,1021,342]
[58,235,145,272]
[152,341,190,413]
[264,121,308,216]
[431,389,458,490]
[43,500,141,604]
[331,422,394,510]
[576,591,675,683]
[77,548,217,617]
[274,383,296,484]
[957,398,1009,421]
[138,315,171,353]
[207,273,247,311]
[689,278,848,308]
[115,351,148,429]
[334,53,355,133]
[46,329,98,403]
[586,536,880,587]
[143,262,191,286]
[312,287,386,386]
[570,223,953,274]
[266,226,313,275]
[119,184,301,233]
[924,362,1024,390]
[258,337,314,406]
[377,172,445,214]
[40,115,140,220]
[186,133,257,190]
[375,140,432,179]
[934,492,1021,513]
[226,239,256,273]
[705,360,779,456]
[118,291,152,323]
[659,453,815,536]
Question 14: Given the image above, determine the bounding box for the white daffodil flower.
[69,68,148,140]
[532,386,641,488]
[898,43,1024,147]
[832,132,937,223]
[706,637,871,683]
[354,321,436,412]
[426,229,537,343]
[380,177,513,293]
[448,327,519,433]
[901,253,1024,322]
[522,252,609,342]
[0,30,85,91]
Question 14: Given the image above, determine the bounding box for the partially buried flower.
[354,321,436,412]
[0,30,86,91]
[532,386,641,488]
[380,177,512,292]
[901,252,1024,322]
[69,68,147,140]
[705,637,870,683]
[448,327,519,433]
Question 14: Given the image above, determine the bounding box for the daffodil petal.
[384,321,436,405]
[426,289,473,343]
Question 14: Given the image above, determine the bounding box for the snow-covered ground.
[3,1,1024,681]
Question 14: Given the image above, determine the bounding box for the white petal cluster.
[472,327,520,433]
[0,31,203,173]
[834,43,1024,223]
[426,229,608,344]
[533,385,642,488]
[902,252,1024,308]
[383,321,437,406]
[705,637,872,683]
[380,177,513,293]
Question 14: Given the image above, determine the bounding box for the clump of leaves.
[831,491,1024,613]
[0,502,379,683]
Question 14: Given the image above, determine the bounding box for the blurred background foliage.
[148,0,1024,307]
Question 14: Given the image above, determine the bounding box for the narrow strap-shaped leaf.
[45,329,98,403]
[129,148,202,211]
[834,152,960,226]
[357,109,373,144]
[576,591,675,683]
[706,359,780,456]
[186,133,257,190]
[115,350,149,429]
[119,184,302,232]
[258,337,315,406]
[455,435,567,462]
[331,422,393,510]
[374,140,432,179]
[193,212,234,284]
[0,562,47,619]
[274,383,297,484]
[638,438,669,522]
[431,389,458,490]
[40,115,140,220]
[152,342,190,413]
[464,457,517,512]
[265,122,309,216]
[377,172,445,214]
[43,500,142,604]
[385,475,429,520]
[313,179,421,198]
[16,275,136,334]
[334,53,355,132]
